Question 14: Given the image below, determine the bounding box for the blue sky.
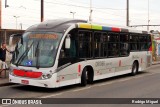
[2,0,160,31]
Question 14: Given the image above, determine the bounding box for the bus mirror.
[65,34,71,49]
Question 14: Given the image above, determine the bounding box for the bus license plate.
[21,80,29,85]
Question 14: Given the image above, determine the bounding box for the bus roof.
[77,23,149,34]
[26,19,87,32]
[26,19,149,34]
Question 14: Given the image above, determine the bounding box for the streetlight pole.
[70,12,76,19]
[147,0,150,31]
[5,0,9,8]
[89,0,93,22]
[20,23,23,30]
[13,16,20,29]
[41,0,44,22]
[126,0,129,26]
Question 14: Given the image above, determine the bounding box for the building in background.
[0,29,24,45]
[151,30,160,62]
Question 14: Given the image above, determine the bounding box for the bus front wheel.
[81,68,88,86]
[131,61,138,76]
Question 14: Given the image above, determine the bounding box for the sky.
[1,0,160,31]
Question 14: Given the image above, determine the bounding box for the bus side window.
[103,33,108,57]
[70,38,76,57]
[120,33,129,56]
[78,31,92,58]
[147,35,152,49]
[130,34,139,51]
[139,35,148,51]
[94,32,104,57]
[108,32,119,57]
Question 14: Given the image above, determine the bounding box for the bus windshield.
[12,32,62,68]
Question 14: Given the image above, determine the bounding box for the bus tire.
[131,61,138,76]
[81,68,87,86]
[87,69,94,84]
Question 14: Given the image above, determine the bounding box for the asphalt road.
[1,64,160,107]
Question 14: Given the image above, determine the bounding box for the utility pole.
[89,0,93,22]
[41,0,44,22]
[126,0,129,26]
[0,0,2,29]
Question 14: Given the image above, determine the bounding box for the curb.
[0,78,9,86]
[152,62,160,65]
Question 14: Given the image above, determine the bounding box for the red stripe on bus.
[112,27,121,32]
[13,69,42,78]
[13,69,25,77]
[78,64,81,73]
[25,72,42,78]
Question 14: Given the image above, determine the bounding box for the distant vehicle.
[9,19,152,88]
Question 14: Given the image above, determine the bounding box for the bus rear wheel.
[131,61,138,76]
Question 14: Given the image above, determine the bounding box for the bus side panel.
[84,59,115,81]
[114,57,132,76]
[56,63,81,87]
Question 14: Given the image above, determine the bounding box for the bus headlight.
[9,71,14,75]
[9,68,14,76]
[42,74,52,79]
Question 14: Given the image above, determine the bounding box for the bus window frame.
[93,31,106,58]
[129,33,140,52]
[107,32,120,58]
[119,32,130,57]
[78,30,93,59]
[139,34,150,51]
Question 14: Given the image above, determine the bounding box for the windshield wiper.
[16,41,34,67]
[35,41,40,69]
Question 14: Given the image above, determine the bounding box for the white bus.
[9,19,152,88]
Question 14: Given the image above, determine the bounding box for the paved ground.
[0,70,9,86]
[0,64,160,107]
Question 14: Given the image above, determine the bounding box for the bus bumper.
[9,74,58,88]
